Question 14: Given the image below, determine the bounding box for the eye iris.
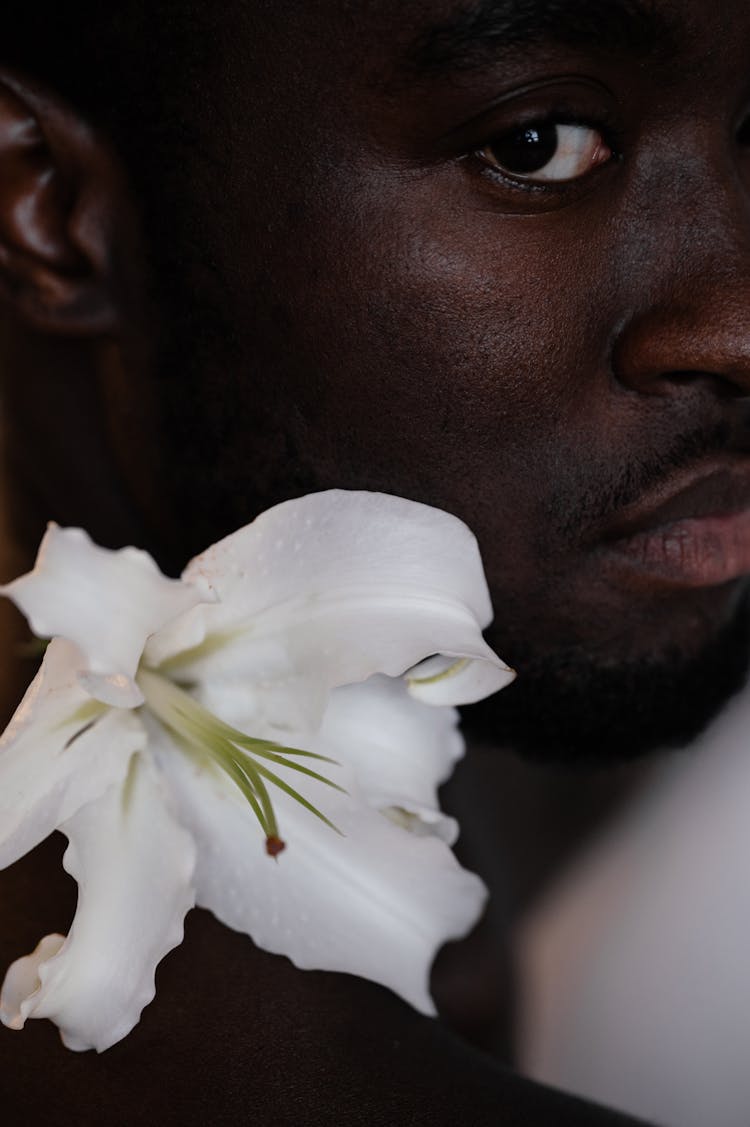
[489,123,558,173]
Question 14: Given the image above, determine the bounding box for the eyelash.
[460,101,750,200]
[470,113,622,193]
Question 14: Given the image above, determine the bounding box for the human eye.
[476,119,613,184]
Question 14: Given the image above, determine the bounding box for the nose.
[614,297,750,398]
[613,169,750,399]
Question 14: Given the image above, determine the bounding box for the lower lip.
[604,510,750,588]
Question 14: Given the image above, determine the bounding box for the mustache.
[551,403,750,542]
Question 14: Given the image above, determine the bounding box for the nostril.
[612,301,750,399]
[668,371,750,398]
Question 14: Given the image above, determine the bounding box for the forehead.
[268,0,741,78]
[230,0,749,162]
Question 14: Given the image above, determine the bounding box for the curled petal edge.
[1,524,210,684]
[1,757,196,1052]
[407,651,515,706]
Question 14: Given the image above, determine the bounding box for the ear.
[0,71,134,335]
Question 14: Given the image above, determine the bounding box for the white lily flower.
[0,490,513,1052]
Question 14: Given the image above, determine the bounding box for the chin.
[462,588,750,766]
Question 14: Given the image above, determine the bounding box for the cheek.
[278,195,616,545]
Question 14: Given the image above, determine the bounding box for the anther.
[265,835,286,858]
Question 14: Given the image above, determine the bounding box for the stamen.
[265,835,286,858]
[136,668,343,851]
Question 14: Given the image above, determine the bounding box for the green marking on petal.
[136,668,344,852]
[381,805,434,836]
[121,753,141,813]
[155,629,244,675]
[407,656,469,687]
[56,699,110,748]
[64,700,111,726]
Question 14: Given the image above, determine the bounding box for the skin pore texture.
[0,0,748,1122]
[6,0,750,760]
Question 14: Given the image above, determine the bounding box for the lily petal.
[159,739,486,1016]
[0,639,145,869]
[145,491,512,718]
[315,675,464,837]
[0,934,65,1029]
[0,754,196,1051]
[2,525,208,693]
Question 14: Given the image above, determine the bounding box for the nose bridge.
[613,149,750,394]
[634,138,750,289]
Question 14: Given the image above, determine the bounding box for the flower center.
[136,668,343,856]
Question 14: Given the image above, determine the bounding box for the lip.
[600,461,750,589]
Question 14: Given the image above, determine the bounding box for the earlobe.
[0,72,126,336]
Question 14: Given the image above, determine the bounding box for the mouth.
[599,460,750,589]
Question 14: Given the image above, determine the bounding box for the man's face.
[155,0,750,756]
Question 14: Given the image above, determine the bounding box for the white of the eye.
[530,123,606,182]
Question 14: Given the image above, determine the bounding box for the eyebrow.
[404,0,678,75]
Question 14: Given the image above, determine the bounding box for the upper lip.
[602,458,750,542]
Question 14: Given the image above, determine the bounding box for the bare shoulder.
[0,837,645,1126]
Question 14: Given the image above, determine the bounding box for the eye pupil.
[489,122,559,174]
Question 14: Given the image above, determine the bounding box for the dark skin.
[7,0,750,748]
[0,0,749,1121]
[153,0,750,663]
